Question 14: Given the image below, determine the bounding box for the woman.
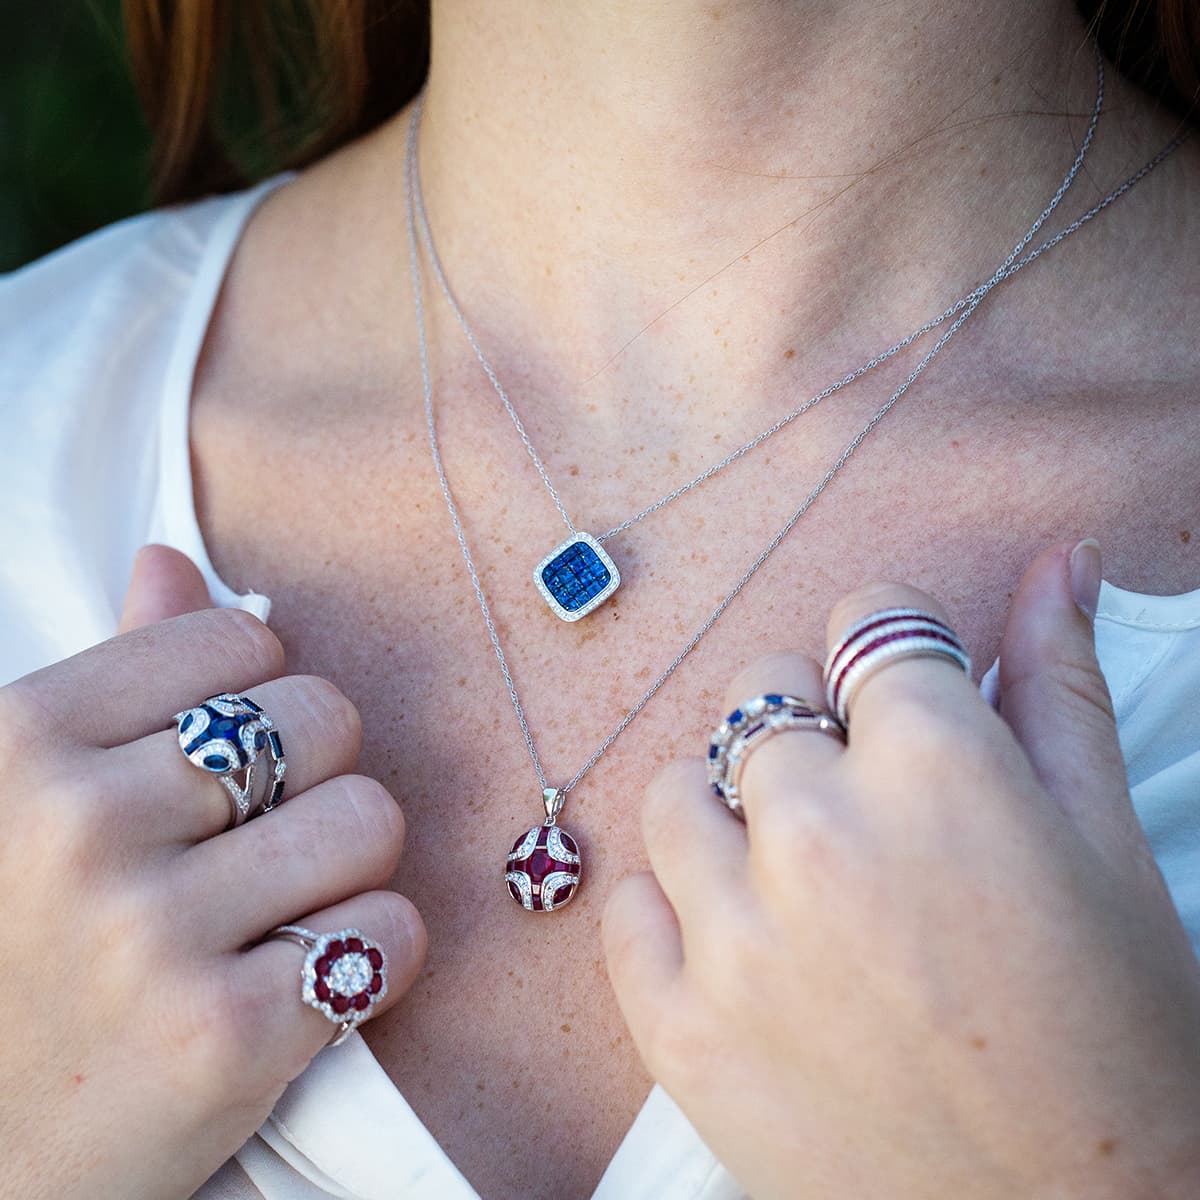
[2,0,1199,1196]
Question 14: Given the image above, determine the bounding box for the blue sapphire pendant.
[533,532,621,621]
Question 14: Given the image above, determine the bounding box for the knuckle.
[829,581,947,646]
[642,759,700,837]
[751,795,845,884]
[701,903,767,989]
[193,608,286,682]
[872,698,966,774]
[0,679,62,762]
[23,783,110,880]
[166,967,260,1096]
[373,892,428,983]
[640,999,717,1092]
[291,675,362,760]
[1053,660,1117,724]
[337,776,406,866]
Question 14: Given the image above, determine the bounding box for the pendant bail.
[543,787,565,824]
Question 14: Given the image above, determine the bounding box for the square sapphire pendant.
[533,532,621,621]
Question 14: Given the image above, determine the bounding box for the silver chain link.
[406,48,1186,801]
[407,44,1172,547]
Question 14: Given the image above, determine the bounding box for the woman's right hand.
[0,546,426,1200]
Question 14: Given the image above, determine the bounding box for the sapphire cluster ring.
[266,925,388,1046]
[173,693,287,829]
[708,694,846,818]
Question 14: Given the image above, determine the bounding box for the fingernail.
[1069,538,1102,621]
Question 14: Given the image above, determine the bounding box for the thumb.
[997,539,1149,873]
[118,544,213,634]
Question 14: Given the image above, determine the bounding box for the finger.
[643,758,747,920]
[603,871,685,1061]
[118,545,212,634]
[997,540,1150,874]
[12,607,286,748]
[105,674,362,844]
[232,889,426,1088]
[825,581,989,747]
[176,775,405,952]
[720,652,844,824]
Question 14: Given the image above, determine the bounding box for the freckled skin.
[194,326,1200,1196]
[187,97,1200,1200]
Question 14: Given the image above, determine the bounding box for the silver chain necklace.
[405,52,1186,911]
[405,44,1146,623]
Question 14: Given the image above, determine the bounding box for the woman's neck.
[374,0,1149,404]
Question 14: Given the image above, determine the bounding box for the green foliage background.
[1,0,151,273]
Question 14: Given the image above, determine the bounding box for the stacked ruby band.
[173,693,287,829]
[823,608,971,726]
[266,925,388,1047]
[708,694,846,818]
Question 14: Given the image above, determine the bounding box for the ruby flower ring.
[266,925,388,1045]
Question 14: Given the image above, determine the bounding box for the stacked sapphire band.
[266,925,388,1046]
[173,693,287,829]
[708,694,846,818]
[823,608,971,726]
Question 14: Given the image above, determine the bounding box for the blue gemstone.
[208,716,245,741]
[268,730,283,758]
[240,697,262,713]
[541,541,612,611]
[708,743,720,759]
[727,709,743,725]
[254,730,267,751]
[203,753,228,770]
[179,712,193,733]
[186,707,254,768]
[764,694,783,705]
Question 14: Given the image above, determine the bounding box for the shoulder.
[0,174,293,684]
[0,174,294,387]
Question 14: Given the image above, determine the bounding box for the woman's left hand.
[603,541,1200,1199]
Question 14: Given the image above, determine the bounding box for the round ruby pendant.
[505,821,581,912]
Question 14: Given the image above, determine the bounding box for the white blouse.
[2,172,1199,1200]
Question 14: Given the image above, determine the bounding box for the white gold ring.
[823,608,971,726]
[708,693,846,818]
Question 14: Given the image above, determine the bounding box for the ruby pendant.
[505,820,582,911]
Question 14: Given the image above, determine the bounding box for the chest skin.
[188,146,1200,1199]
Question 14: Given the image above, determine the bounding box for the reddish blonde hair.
[122,1,1195,206]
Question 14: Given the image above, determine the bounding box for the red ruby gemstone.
[345,937,364,953]
[353,993,371,1011]
[369,974,383,994]
[367,947,383,970]
[331,994,351,1015]
[527,848,556,879]
[314,978,331,1002]
[325,940,345,959]
[314,955,332,977]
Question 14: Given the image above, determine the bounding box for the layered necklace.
[404,48,1186,912]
